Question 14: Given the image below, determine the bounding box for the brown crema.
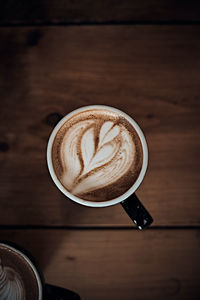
[0,244,40,299]
[51,108,143,201]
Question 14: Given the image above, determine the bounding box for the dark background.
[0,1,200,299]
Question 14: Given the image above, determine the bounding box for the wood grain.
[0,229,199,300]
[0,0,200,24]
[0,26,200,226]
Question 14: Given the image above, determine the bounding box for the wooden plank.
[0,1,200,24]
[0,229,199,299]
[0,26,200,226]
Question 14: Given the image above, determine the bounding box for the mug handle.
[121,193,153,229]
[44,284,81,300]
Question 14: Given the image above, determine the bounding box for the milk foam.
[59,118,136,197]
[0,259,25,300]
[51,108,143,201]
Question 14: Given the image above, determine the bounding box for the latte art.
[0,244,41,300]
[0,260,25,300]
[61,120,135,195]
[52,109,143,201]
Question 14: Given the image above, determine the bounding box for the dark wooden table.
[0,1,200,299]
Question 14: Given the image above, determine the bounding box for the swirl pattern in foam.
[52,109,143,201]
[0,260,25,300]
[0,244,41,300]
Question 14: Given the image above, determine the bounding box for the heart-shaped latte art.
[60,119,136,197]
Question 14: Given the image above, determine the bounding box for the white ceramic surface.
[0,243,43,300]
[47,105,148,207]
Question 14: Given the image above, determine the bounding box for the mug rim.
[47,105,148,207]
[0,242,43,300]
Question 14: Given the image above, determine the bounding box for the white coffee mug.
[0,243,43,300]
[0,242,81,299]
[47,105,153,229]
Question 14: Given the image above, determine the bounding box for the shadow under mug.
[0,241,81,300]
[47,105,153,229]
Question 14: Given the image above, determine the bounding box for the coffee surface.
[52,108,143,201]
[0,244,40,300]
